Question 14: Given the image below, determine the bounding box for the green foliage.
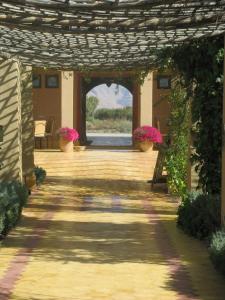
[133,69,150,85]
[86,99,132,133]
[165,81,190,197]
[86,119,132,133]
[209,230,225,275]
[34,166,47,186]
[95,107,132,121]
[0,181,29,237]
[86,96,99,121]
[158,36,223,194]
[177,192,221,240]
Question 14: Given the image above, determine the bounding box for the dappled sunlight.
[0,150,225,300]
[34,149,158,182]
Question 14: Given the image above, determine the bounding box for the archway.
[85,83,133,146]
[78,75,140,146]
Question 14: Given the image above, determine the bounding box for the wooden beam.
[222,34,225,225]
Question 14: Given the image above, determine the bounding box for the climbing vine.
[165,78,190,197]
[158,36,224,195]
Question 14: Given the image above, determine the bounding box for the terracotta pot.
[25,173,36,190]
[74,145,86,152]
[59,136,74,152]
[136,140,153,152]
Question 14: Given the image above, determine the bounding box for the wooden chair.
[45,117,55,148]
[148,144,167,190]
[34,120,47,149]
[34,117,55,149]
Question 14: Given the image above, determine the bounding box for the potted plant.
[34,166,47,186]
[133,125,163,152]
[58,127,79,152]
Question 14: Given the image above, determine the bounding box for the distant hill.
[87,83,132,109]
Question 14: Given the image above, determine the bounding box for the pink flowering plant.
[58,127,79,142]
[133,126,163,144]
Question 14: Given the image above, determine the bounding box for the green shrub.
[86,96,99,121]
[95,107,132,121]
[86,119,132,133]
[209,230,225,275]
[0,181,29,237]
[177,192,221,240]
[34,166,47,186]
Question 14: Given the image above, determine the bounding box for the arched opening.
[85,83,133,146]
[78,76,139,146]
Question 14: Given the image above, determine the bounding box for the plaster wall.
[21,65,34,177]
[0,59,22,181]
[152,72,171,134]
[140,72,153,126]
[61,71,74,128]
[32,68,61,147]
[33,69,172,148]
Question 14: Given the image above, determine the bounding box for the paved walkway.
[0,149,224,300]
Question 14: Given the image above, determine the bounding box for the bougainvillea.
[133,126,162,143]
[59,127,79,142]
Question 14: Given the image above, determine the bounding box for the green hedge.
[209,230,225,275]
[177,192,221,240]
[34,166,46,186]
[0,181,28,238]
[95,107,132,121]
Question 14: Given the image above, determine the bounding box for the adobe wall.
[32,68,61,148]
[21,65,34,178]
[61,71,74,128]
[33,69,172,147]
[152,72,171,134]
[0,59,35,182]
[0,59,22,181]
[140,72,153,126]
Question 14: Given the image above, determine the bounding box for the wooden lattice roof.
[0,0,225,70]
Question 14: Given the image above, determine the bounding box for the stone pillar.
[221,35,225,225]
[61,71,74,128]
[140,72,153,126]
[0,59,22,181]
[20,65,34,179]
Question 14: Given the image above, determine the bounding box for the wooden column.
[222,35,225,225]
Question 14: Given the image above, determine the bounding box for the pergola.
[0,0,225,70]
[0,0,225,222]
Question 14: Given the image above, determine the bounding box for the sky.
[87,84,132,109]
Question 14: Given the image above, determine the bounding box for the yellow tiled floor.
[0,149,224,300]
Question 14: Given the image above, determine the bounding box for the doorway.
[86,83,133,146]
[78,76,140,146]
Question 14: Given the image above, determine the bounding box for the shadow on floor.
[2,175,224,300]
